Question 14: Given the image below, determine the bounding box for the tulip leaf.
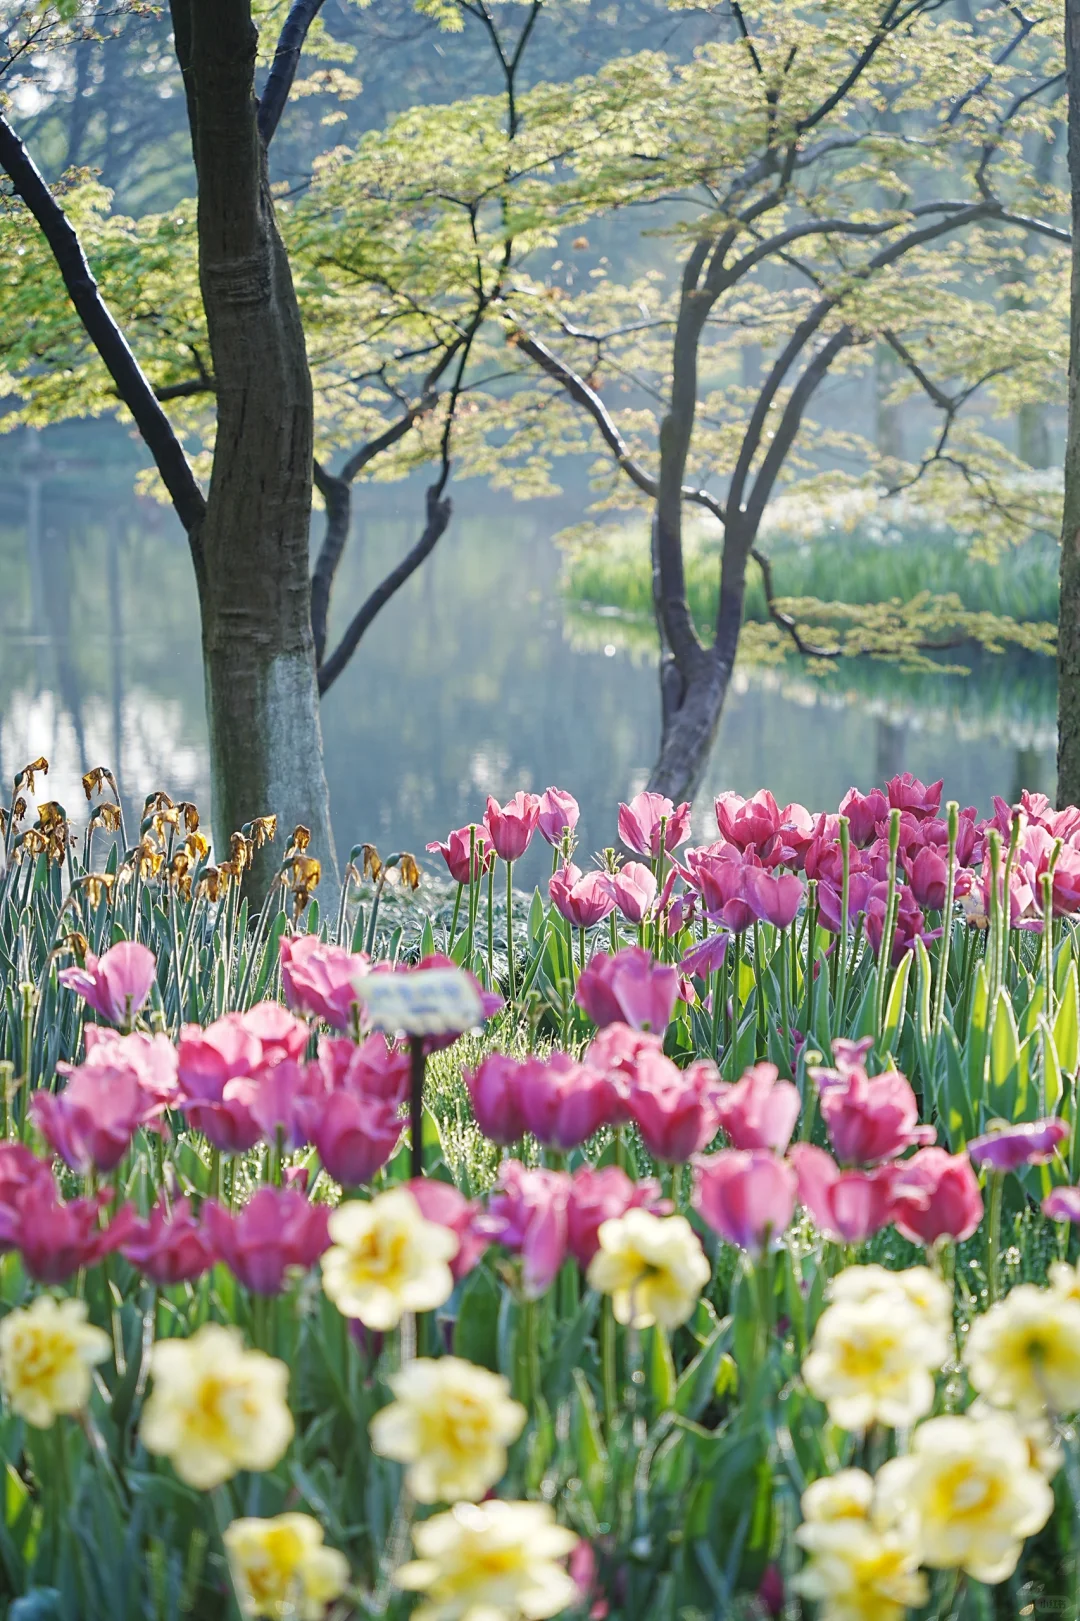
[1053,960,1080,1076]
[528,888,546,942]
[453,1264,501,1371]
[1037,1016,1063,1116]
[570,1371,609,1514]
[649,1325,677,1413]
[674,1317,731,1420]
[966,962,991,1104]
[541,1291,599,1406]
[988,987,1022,1119]
[879,950,912,1059]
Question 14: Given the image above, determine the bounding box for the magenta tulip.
[537,787,580,847]
[58,940,157,1027]
[517,1052,618,1151]
[465,1052,529,1145]
[486,1161,571,1298]
[1042,1186,1080,1223]
[298,1087,403,1186]
[606,861,658,923]
[576,947,680,1033]
[742,867,803,929]
[886,773,943,820]
[485,792,541,861]
[405,1178,489,1281]
[679,933,730,978]
[789,1144,897,1244]
[618,791,692,857]
[889,1147,983,1246]
[838,786,889,847]
[549,865,617,928]
[815,1061,935,1166]
[71,1026,179,1105]
[714,789,781,853]
[310,1033,411,1108]
[967,1118,1069,1174]
[426,823,494,884]
[204,1188,330,1295]
[565,1165,669,1269]
[280,933,367,1030]
[122,1197,216,1287]
[4,1182,136,1284]
[716,1062,801,1154]
[694,1149,797,1252]
[626,1049,722,1161]
[32,1063,160,1175]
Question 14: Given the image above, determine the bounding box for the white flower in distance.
[826,1263,953,1339]
[799,1467,876,1526]
[320,1188,458,1331]
[874,1412,1054,1584]
[0,1296,110,1428]
[586,1209,710,1330]
[964,1282,1080,1418]
[802,1293,948,1431]
[394,1499,579,1621]
[370,1356,526,1503]
[794,1517,928,1621]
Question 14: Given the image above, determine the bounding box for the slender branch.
[257,0,328,146]
[317,480,453,695]
[339,399,431,485]
[751,547,840,657]
[0,110,206,539]
[155,376,217,401]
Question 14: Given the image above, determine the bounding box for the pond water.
[0,423,1058,891]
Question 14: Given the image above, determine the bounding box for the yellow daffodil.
[964,1283,1080,1417]
[802,1294,948,1431]
[967,1398,1061,1480]
[874,1412,1054,1584]
[394,1500,578,1621]
[826,1264,953,1338]
[586,1209,710,1330]
[369,1356,526,1503]
[320,1189,458,1330]
[800,1468,875,1525]
[140,1324,294,1489]
[0,1296,110,1428]
[794,1518,928,1621]
[224,1514,350,1620]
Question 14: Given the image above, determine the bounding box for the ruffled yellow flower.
[827,1264,953,1338]
[793,1518,928,1621]
[874,1412,1054,1584]
[0,1296,110,1428]
[1050,1258,1080,1304]
[394,1500,578,1621]
[802,1293,948,1432]
[586,1209,710,1330]
[140,1324,294,1489]
[967,1398,1061,1480]
[320,1189,457,1331]
[964,1283,1080,1417]
[800,1468,875,1525]
[224,1514,350,1620]
[369,1356,526,1503]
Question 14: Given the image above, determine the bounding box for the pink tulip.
[773,803,818,869]
[72,1027,179,1106]
[297,1088,403,1186]
[742,867,803,929]
[176,1015,263,1102]
[1051,845,1080,917]
[716,1062,801,1154]
[517,1052,618,1152]
[405,1177,488,1280]
[694,1149,797,1252]
[689,850,757,933]
[122,1197,216,1286]
[4,1182,136,1283]
[565,1165,669,1270]
[606,862,657,924]
[426,824,494,885]
[889,1147,983,1246]
[203,1188,330,1295]
[626,1049,722,1161]
[309,1033,411,1108]
[181,1082,264,1154]
[618,792,692,858]
[864,883,940,965]
[58,940,157,1027]
[485,792,541,862]
[1042,1186,1080,1222]
[789,1144,897,1244]
[239,1002,309,1063]
[280,934,367,1030]
[814,1059,935,1166]
[967,1118,1069,1174]
[905,846,949,911]
[576,947,680,1033]
[465,1052,528,1145]
[714,789,781,854]
[538,788,580,847]
[886,773,943,820]
[487,1161,571,1297]
[838,787,889,848]
[583,1024,662,1096]
[0,1145,54,1218]
[32,1063,160,1174]
[679,933,730,980]
[550,865,617,929]
[247,1059,311,1148]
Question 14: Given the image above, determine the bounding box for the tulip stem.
[601,1297,618,1436]
[754,923,768,1057]
[487,862,495,990]
[506,861,516,1006]
[466,826,477,969]
[932,804,959,1042]
[409,1037,427,1181]
[986,1170,1004,1306]
[779,926,793,1077]
[579,927,587,975]
[448,882,463,952]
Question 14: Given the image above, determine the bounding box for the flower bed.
[0,763,1077,1618]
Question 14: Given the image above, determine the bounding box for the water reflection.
[0,424,1058,891]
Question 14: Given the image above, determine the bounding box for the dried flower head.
[16,757,48,794]
[248,815,278,850]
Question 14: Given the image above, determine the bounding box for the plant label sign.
[355,968,484,1038]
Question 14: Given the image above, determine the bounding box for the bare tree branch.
[258,0,328,146]
[0,110,206,541]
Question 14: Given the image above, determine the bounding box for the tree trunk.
[175,0,337,900]
[1060,0,1080,808]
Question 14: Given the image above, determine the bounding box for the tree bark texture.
[1060,0,1080,807]
[172,0,338,898]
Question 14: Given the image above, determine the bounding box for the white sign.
[356,968,484,1037]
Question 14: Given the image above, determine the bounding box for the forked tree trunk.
[173,0,337,898]
[1060,0,1080,808]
